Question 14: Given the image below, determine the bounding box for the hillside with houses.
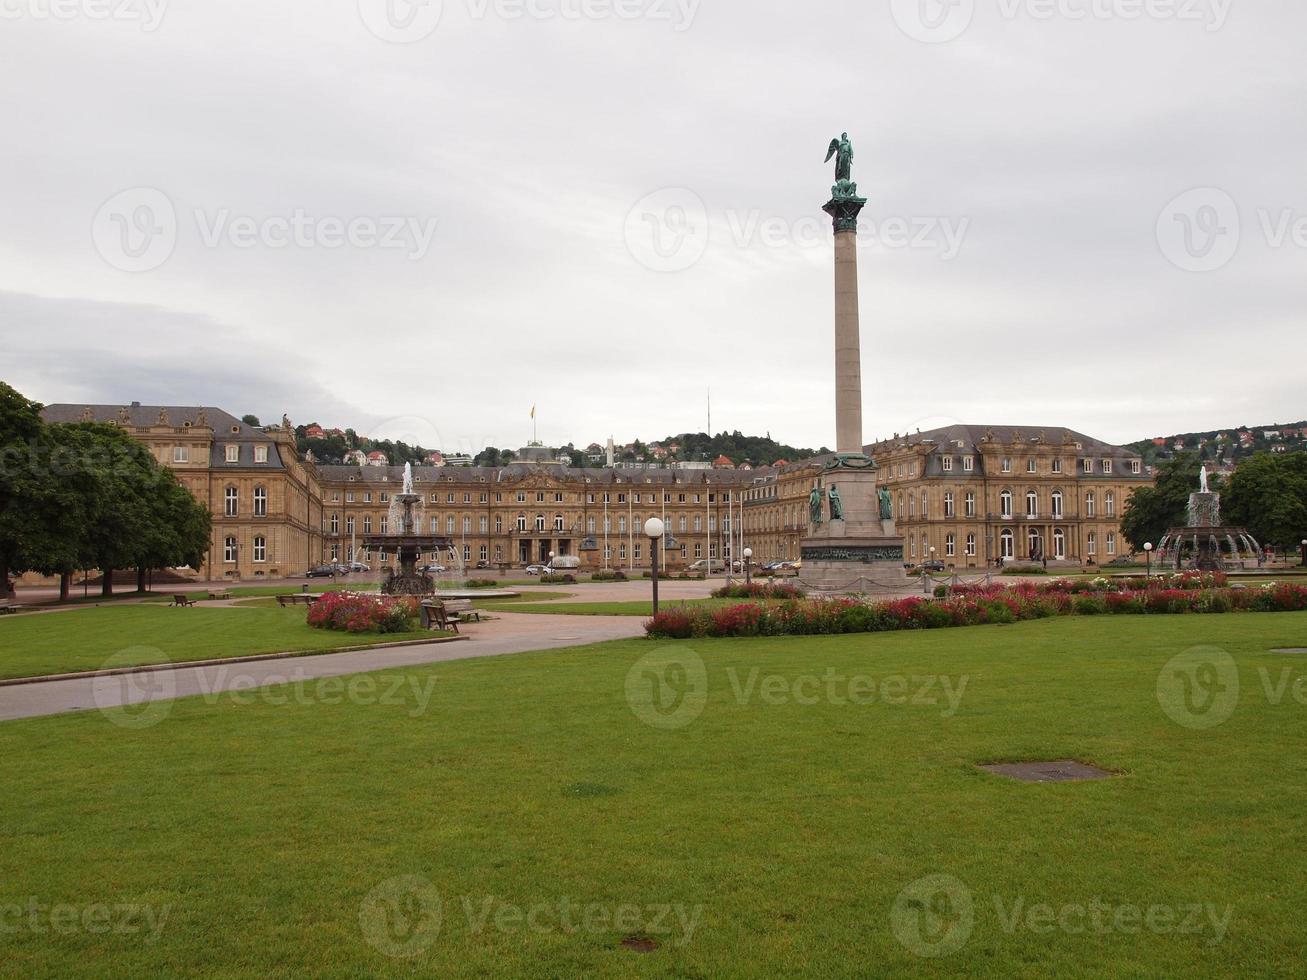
[1128,422,1307,475]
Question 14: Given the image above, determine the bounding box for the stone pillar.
[833,228,863,455]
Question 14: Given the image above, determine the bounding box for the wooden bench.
[170,594,196,607]
[207,591,232,601]
[443,599,481,623]
[420,601,458,633]
[0,599,22,615]
[275,594,318,607]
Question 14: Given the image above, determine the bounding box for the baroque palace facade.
[746,424,1151,568]
[40,406,1149,579]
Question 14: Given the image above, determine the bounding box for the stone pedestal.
[798,467,904,593]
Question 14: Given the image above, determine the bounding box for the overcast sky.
[1,0,1303,456]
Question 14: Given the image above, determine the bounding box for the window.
[1000,490,1013,518]
[173,446,189,463]
[1087,532,1097,556]
[225,445,239,463]
[587,516,596,534]
[554,514,565,532]
[446,516,455,534]
[363,516,372,534]
[943,491,954,517]
[920,492,928,519]
[694,515,702,532]
[1105,491,1115,517]
[253,536,266,562]
[634,543,642,561]
[965,533,976,557]
[381,518,388,534]
[1001,458,1012,474]
[364,493,372,503]
[495,516,503,533]
[1026,490,1038,518]
[346,491,354,503]
[1053,528,1066,560]
[964,491,976,518]
[225,486,238,517]
[1102,459,1113,474]
[1027,458,1037,474]
[942,456,953,472]
[517,492,526,503]
[1052,458,1062,474]
[694,543,702,558]
[1051,490,1063,519]
[963,456,974,472]
[224,536,237,563]
[253,486,267,517]
[516,514,527,532]
[619,544,627,561]
[254,445,268,463]
[463,493,471,503]
[1083,459,1093,473]
[1106,532,1117,556]
[462,517,471,534]
[463,545,471,562]
[618,517,627,534]
[1085,492,1096,517]
[330,513,339,534]
[479,516,488,533]
[946,533,956,557]
[1131,459,1142,474]
[346,517,354,535]
[480,545,488,561]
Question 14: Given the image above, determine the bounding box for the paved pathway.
[0,612,645,723]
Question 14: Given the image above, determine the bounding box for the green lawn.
[475,598,766,616]
[0,605,425,679]
[3,614,1306,976]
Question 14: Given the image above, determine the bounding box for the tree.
[1223,452,1307,550]
[1120,453,1208,552]
[0,382,52,596]
[241,414,261,427]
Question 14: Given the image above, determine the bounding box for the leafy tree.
[1223,452,1307,550]
[241,414,261,427]
[1120,453,1209,552]
[0,382,51,596]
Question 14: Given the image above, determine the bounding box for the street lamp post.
[1300,539,1306,568]
[744,547,753,587]
[548,550,555,574]
[644,517,664,616]
[1144,541,1153,580]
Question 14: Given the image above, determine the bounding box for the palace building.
[38,405,1149,580]
[744,424,1150,569]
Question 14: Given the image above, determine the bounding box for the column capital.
[823,185,867,232]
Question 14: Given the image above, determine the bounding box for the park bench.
[170,594,196,607]
[0,598,22,615]
[442,598,481,623]
[207,590,232,601]
[275,594,318,607]
[420,600,458,633]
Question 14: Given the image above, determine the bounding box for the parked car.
[418,564,447,574]
[686,559,738,574]
[912,560,947,573]
[347,561,370,573]
[524,564,550,576]
[474,560,491,570]
[306,564,346,578]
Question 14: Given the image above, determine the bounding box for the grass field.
[475,597,735,616]
[3,613,1306,976]
[0,605,425,679]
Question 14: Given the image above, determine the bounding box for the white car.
[524,564,550,575]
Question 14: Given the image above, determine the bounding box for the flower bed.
[711,582,806,601]
[645,581,1307,639]
[306,592,419,634]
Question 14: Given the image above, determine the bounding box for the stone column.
[824,194,868,456]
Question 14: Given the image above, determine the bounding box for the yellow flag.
[530,404,536,419]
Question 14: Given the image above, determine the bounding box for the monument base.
[797,467,905,594]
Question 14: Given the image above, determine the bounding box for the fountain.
[1157,465,1263,571]
[362,463,452,595]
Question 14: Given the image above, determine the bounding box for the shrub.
[645,609,694,639]
[591,570,628,582]
[307,592,417,634]
[540,574,576,584]
[464,579,499,589]
[712,582,805,601]
[1073,594,1108,615]
[1001,565,1048,575]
